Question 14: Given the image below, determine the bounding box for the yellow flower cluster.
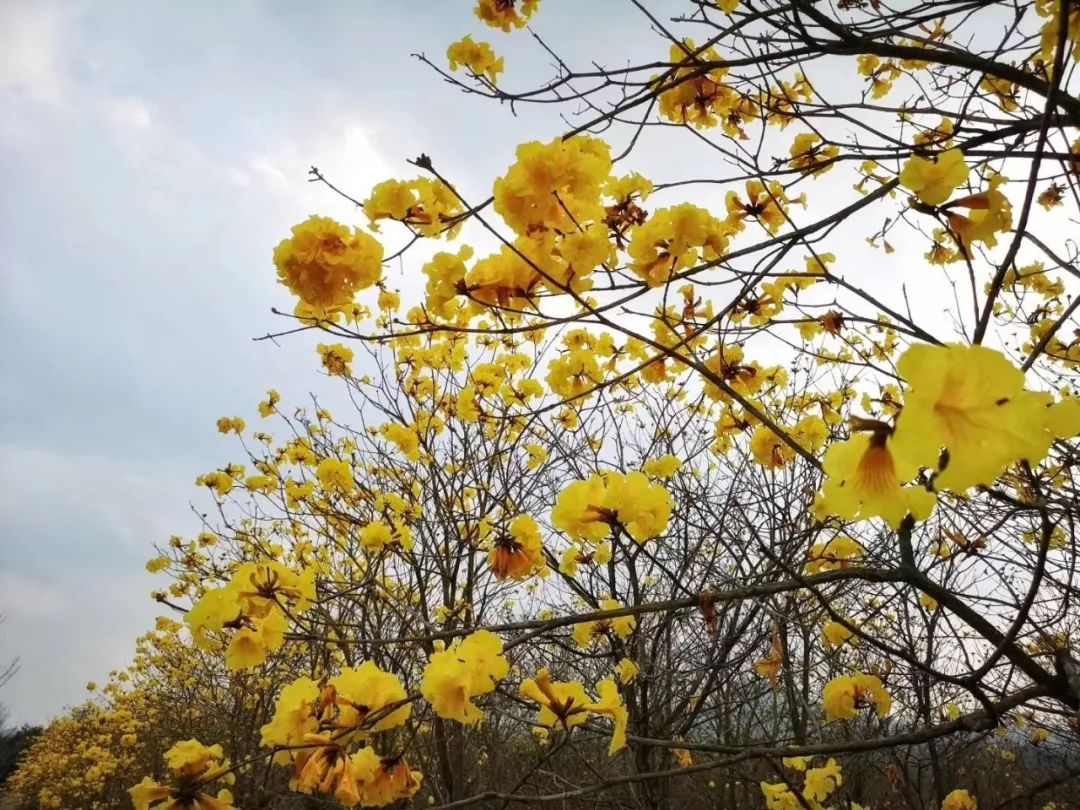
[474,0,539,31]
[488,513,546,580]
[822,672,892,721]
[552,471,673,544]
[420,630,510,724]
[447,35,504,84]
[129,739,234,810]
[519,668,628,755]
[185,560,316,670]
[817,343,1080,527]
[362,177,463,238]
[274,215,383,314]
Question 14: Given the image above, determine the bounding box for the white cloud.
[103,96,154,133]
[0,572,65,620]
[0,2,66,105]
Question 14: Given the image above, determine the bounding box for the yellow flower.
[891,344,1054,491]
[447,36,504,84]
[805,535,865,573]
[672,747,692,767]
[274,215,382,311]
[350,746,423,807]
[317,343,354,376]
[760,781,800,810]
[360,520,394,552]
[330,662,411,734]
[295,744,362,806]
[215,416,245,435]
[260,677,320,748]
[789,132,839,176]
[642,455,682,478]
[942,789,977,810]
[258,388,280,417]
[803,758,842,802]
[130,740,233,810]
[552,476,612,543]
[899,148,969,206]
[602,472,673,543]
[494,136,610,239]
[420,630,509,724]
[822,620,855,649]
[755,631,783,690]
[489,514,545,581]
[822,673,892,721]
[552,472,672,545]
[572,598,636,649]
[520,669,628,755]
[943,174,1013,250]
[615,658,639,685]
[818,429,936,528]
[475,0,539,31]
[315,457,354,494]
[225,609,286,671]
[750,424,796,469]
[381,423,421,461]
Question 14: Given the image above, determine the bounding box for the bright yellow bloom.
[316,457,354,494]
[494,136,610,239]
[615,658,639,685]
[803,758,843,802]
[818,429,936,528]
[899,149,969,206]
[475,0,539,31]
[215,416,245,435]
[760,781,801,810]
[822,620,855,649]
[520,669,628,755]
[806,535,865,573]
[942,789,977,810]
[260,677,320,748]
[381,423,420,461]
[789,132,839,176]
[489,514,546,581]
[447,36,504,84]
[627,203,731,286]
[892,344,1054,491]
[552,476,612,543]
[822,673,892,721]
[943,174,1013,250]
[572,598,636,649]
[274,215,383,311]
[129,739,232,810]
[318,343,354,376]
[225,609,286,671]
[420,630,509,724]
[330,662,411,734]
[350,746,423,807]
[642,454,681,478]
[362,177,462,238]
[552,472,672,544]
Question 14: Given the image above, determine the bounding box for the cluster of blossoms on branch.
[10,0,1080,809]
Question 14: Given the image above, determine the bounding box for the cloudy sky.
[0,0,981,725]
[0,0,687,726]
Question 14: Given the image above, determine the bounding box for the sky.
[0,0,684,728]
[0,0,1012,726]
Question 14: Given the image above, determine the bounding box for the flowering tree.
[8,1,1080,810]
